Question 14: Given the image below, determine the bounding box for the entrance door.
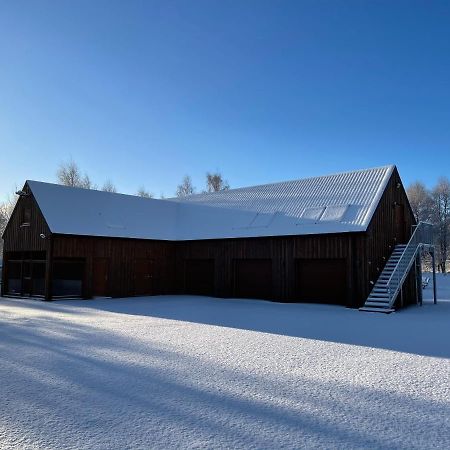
[184,259,215,296]
[93,258,109,297]
[234,259,272,300]
[295,258,347,305]
[394,203,406,243]
[134,259,154,296]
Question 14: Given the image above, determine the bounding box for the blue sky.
[1,0,449,200]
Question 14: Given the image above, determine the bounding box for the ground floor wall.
[175,234,365,307]
[1,233,422,308]
[50,236,177,298]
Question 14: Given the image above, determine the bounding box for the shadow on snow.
[0,314,448,449]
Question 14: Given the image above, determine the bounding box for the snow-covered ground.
[0,275,449,449]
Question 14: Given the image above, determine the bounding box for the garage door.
[295,258,347,305]
[184,259,215,296]
[133,259,154,296]
[234,259,272,300]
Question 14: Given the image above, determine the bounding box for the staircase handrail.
[386,221,433,306]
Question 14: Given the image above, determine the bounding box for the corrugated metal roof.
[171,165,394,232]
[27,165,394,241]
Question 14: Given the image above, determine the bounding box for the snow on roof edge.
[359,165,395,227]
[25,164,396,241]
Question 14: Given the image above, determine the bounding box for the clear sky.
[1,0,449,200]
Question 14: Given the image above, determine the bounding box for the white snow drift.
[0,275,449,449]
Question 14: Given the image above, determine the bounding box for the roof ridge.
[176,165,395,200]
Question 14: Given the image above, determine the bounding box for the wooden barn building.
[1,165,423,311]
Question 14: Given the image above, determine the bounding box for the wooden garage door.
[295,258,347,305]
[184,259,215,296]
[234,259,272,300]
[133,259,154,296]
[93,258,109,297]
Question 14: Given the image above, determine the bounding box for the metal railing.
[386,222,434,308]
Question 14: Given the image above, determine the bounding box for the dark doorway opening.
[4,251,46,297]
[234,259,272,300]
[93,258,110,297]
[295,258,347,305]
[52,259,85,298]
[133,259,154,296]
[184,259,215,296]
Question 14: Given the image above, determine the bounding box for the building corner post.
[44,234,53,301]
[431,249,437,305]
[0,249,7,297]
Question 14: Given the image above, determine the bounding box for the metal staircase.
[360,222,434,313]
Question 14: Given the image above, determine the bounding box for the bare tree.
[0,202,9,257]
[57,160,94,189]
[176,175,195,197]
[102,180,117,193]
[406,181,433,222]
[0,190,18,258]
[137,187,153,198]
[205,171,229,193]
[431,177,450,273]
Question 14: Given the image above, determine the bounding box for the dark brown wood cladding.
[184,259,215,296]
[295,258,347,305]
[363,167,416,304]
[175,233,364,306]
[1,170,418,307]
[51,235,176,298]
[2,184,50,253]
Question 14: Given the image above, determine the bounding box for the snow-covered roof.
[28,165,394,241]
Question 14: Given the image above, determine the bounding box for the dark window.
[32,262,46,296]
[31,251,46,261]
[8,251,24,261]
[4,252,47,297]
[7,261,22,294]
[22,207,31,226]
[53,260,84,297]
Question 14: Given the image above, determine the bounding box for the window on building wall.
[21,207,31,226]
[52,259,85,297]
[7,261,22,294]
[32,262,46,296]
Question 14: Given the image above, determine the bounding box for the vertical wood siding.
[364,167,417,304]
[52,236,176,298]
[2,183,50,253]
[2,170,418,307]
[175,233,363,306]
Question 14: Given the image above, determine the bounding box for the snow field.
[0,274,449,449]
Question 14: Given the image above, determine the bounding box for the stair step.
[367,299,389,304]
[359,307,395,314]
[368,297,389,302]
[365,304,391,309]
[363,242,420,311]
